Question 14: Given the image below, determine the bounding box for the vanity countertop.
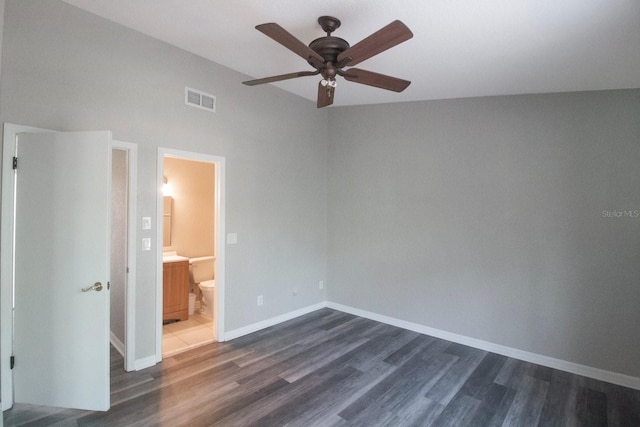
[163,253,189,263]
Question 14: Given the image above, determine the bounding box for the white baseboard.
[134,355,157,371]
[110,331,125,357]
[222,301,327,342]
[159,297,638,390]
[326,301,640,391]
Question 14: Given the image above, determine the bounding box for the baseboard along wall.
[223,302,327,341]
[216,300,640,391]
[134,355,157,372]
[109,331,125,358]
[325,302,640,391]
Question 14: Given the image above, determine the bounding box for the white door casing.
[12,131,111,410]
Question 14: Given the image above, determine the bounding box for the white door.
[13,131,111,411]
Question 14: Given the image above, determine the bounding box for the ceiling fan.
[242,16,413,108]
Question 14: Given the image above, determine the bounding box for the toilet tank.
[189,256,215,283]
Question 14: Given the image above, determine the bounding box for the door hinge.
[10,355,15,369]
[13,157,18,170]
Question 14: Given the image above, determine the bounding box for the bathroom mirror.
[163,196,173,247]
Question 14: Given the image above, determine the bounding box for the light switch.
[142,238,151,251]
[227,233,238,244]
[142,217,151,230]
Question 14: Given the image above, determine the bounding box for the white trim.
[110,331,125,358]
[156,148,226,361]
[134,356,157,371]
[1,123,52,410]
[326,302,640,391]
[223,302,327,341]
[112,140,137,372]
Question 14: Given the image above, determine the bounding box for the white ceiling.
[62,0,640,107]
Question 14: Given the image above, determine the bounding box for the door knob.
[82,282,103,292]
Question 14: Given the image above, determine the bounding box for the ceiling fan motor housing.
[308,36,350,68]
[308,15,349,75]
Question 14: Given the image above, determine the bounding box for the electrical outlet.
[293,287,297,296]
[257,295,263,306]
[319,280,324,290]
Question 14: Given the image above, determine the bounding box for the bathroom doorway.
[156,148,225,360]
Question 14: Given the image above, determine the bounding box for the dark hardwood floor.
[4,308,640,426]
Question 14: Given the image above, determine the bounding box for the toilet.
[189,256,215,318]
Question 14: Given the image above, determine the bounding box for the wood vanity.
[163,258,189,322]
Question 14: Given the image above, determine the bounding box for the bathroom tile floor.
[162,310,214,357]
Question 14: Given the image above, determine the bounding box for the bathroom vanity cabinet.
[163,259,189,322]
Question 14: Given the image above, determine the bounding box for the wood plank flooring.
[4,308,640,426]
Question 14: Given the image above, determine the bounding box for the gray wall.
[0,0,328,361]
[327,91,640,378]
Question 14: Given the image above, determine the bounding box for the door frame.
[0,124,137,409]
[112,140,138,372]
[156,148,226,362]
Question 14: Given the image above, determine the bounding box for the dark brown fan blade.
[243,70,320,86]
[336,20,413,68]
[317,81,334,108]
[341,68,411,92]
[256,23,325,68]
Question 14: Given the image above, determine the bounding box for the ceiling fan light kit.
[242,16,413,108]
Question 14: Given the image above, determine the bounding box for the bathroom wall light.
[162,176,173,197]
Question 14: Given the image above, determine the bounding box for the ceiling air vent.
[185,87,216,112]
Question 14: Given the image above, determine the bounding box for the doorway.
[155,148,225,361]
[111,141,137,372]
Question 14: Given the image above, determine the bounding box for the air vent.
[185,87,216,112]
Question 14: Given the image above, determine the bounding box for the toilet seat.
[200,279,215,288]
